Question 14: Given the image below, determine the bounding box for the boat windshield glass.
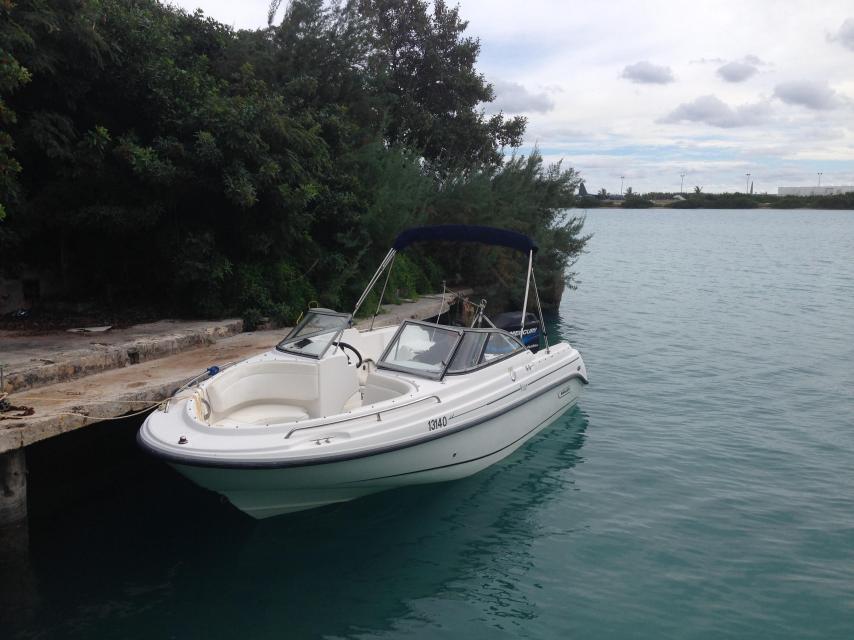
[446,330,525,373]
[378,322,463,379]
[276,310,352,359]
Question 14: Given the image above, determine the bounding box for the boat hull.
[171,378,584,518]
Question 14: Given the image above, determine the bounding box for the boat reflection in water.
[216,409,590,639]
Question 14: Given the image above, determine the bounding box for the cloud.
[620,61,674,84]
[540,83,565,94]
[717,60,758,82]
[526,124,587,140]
[713,55,768,82]
[660,95,771,128]
[830,18,854,51]
[489,79,555,113]
[773,81,843,110]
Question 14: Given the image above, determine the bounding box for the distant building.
[778,186,854,196]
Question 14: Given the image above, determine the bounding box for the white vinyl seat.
[205,359,318,425]
[204,352,359,425]
[219,403,309,426]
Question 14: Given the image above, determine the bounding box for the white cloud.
[489,80,555,114]
[717,61,758,82]
[660,95,771,128]
[620,61,675,84]
[774,81,844,110]
[830,18,854,51]
[168,0,269,29]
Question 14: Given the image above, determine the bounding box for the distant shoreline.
[577,201,804,209]
[574,192,854,210]
[576,202,852,210]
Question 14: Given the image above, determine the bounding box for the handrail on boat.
[284,394,442,439]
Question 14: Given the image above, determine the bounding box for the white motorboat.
[138,225,588,518]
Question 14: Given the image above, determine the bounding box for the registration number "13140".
[427,416,448,431]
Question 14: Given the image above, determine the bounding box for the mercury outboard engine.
[494,311,541,352]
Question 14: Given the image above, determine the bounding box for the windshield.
[446,330,525,373]
[378,322,463,379]
[276,310,351,359]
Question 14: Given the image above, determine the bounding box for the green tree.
[0,0,36,223]
[353,0,525,173]
[3,0,330,313]
[429,149,587,307]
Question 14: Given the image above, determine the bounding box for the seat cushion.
[218,403,310,426]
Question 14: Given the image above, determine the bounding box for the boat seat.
[217,403,309,426]
[204,352,358,424]
[362,372,413,405]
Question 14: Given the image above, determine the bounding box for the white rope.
[14,390,206,422]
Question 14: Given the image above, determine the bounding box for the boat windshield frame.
[377,321,464,380]
[377,320,527,380]
[276,309,352,360]
[443,326,527,376]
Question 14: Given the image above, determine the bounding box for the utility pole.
[817,172,823,186]
[679,171,686,194]
[620,175,625,196]
[745,172,751,193]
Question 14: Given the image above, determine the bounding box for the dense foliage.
[0,0,586,322]
[575,195,607,208]
[669,193,761,209]
[768,193,854,209]
[621,194,654,208]
[666,192,854,209]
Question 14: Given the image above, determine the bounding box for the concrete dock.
[0,292,462,525]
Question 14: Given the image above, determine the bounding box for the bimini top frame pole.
[531,268,550,353]
[352,248,396,318]
[369,253,397,331]
[520,249,533,338]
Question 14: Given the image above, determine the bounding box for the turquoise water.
[3,209,854,638]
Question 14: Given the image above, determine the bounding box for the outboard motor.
[494,311,541,352]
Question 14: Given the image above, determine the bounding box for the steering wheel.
[332,341,363,368]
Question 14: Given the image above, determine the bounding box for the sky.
[169,1,854,194]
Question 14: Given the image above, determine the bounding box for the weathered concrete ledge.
[0,329,280,453]
[1,319,244,394]
[0,293,464,455]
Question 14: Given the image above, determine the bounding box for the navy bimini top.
[392,225,537,254]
